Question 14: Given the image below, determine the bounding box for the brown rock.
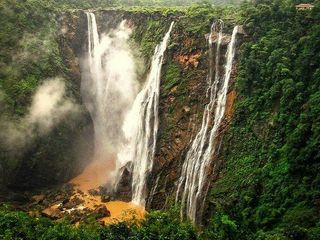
[88,189,99,196]
[175,51,202,69]
[114,162,133,202]
[77,189,84,195]
[101,195,111,203]
[55,195,64,201]
[182,106,191,113]
[32,194,45,204]
[66,197,84,209]
[94,206,111,218]
[42,207,62,220]
[98,186,108,195]
[28,210,41,218]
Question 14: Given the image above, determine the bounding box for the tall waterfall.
[82,12,138,186]
[117,22,174,207]
[176,22,238,223]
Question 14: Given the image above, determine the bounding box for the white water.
[82,12,138,185]
[117,22,174,207]
[176,22,238,223]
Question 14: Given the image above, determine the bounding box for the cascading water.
[176,22,238,223]
[82,12,139,186]
[116,22,174,207]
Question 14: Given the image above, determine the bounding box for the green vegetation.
[1,0,320,239]
[207,0,320,239]
[0,0,64,115]
[162,62,181,91]
[0,0,90,187]
[0,206,196,240]
[46,0,243,9]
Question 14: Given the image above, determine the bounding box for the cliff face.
[2,2,320,238]
[0,5,94,190]
[58,9,244,217]
[1,8,243,220]
[147,25,245,215]
[56,5,320,237]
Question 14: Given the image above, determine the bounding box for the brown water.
[70,160,145,224]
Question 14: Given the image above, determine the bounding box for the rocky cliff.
[57,8,245,220]
[1,6,243,223]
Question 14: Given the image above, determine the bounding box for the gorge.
[0,0,320,239]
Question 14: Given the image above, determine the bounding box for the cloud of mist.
[0,78,80,150]
[27,78,79,134]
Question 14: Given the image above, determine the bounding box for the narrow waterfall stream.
[117,22,175,207]
[176,22,238,223]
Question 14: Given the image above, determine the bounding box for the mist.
[81,15,142,187]
[0,78,80,150]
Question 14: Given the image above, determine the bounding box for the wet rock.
[28,210,41,218]
[76,189,84,195]
[94,206,111,218]
[67,210,83,223]
[61,183,75,195]
[174,138,182,144]
[101,195,111,203]
[63,201,76,209]
[182,106,191,113]
[55,194,65,201]
[88,189,100,196]
[98,186,108,195]
[175,51,202,69]
[98,219,106,226]
[63,196,84,209]
[170,86,178,94]
[57,203,64,211]
[32,194,45,204]
[114,162,133,202]
[42,207,62,220]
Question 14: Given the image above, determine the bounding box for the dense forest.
[41,0,243,8]
[0,0,320,239]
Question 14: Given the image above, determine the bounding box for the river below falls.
[68,160,145,224]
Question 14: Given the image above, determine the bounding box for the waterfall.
[117,22,174,207]
[176,22,238,223]
[82,12,138,186]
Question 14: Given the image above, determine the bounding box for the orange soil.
[70,160,112,192]
[225,90,236,120]
[175,51,202,69]
[70,160,145,224]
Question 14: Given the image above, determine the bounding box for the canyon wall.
[2,2,320,237]
[58,9,245,221]
[1,7,243,223]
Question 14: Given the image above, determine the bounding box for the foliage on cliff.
[38,0,242,9]
[0,0,91,188]
[207,0,320,239]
